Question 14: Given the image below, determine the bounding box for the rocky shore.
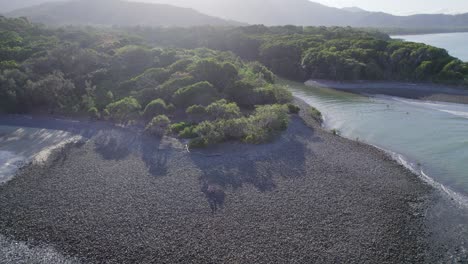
[0,105,466,263]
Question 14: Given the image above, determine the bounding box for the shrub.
[173,81,218,107]
[170,122,191,133]
[309,106,322,122]
[189,138,208,149]
[287,103,300,114]
[194,121,225,145]
[226,81,291,106]
[88,107,100,119]
[249,61,275,83]
[167,103,176,113]
[189,59,238,89]
[331,129,340,136]
[206,99,241,120]
[143,98,167,119]
[105,97,141,123]
[222,117,250,139]
[131,68,171,89]
[179,126,198,139]
[145,115,171,137]
[157,75,195,101]
[243,128,270,144]
[251,104,289,131]
[186,104,207,121]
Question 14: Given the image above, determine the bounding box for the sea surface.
[286,80,468,202]
[392,32,468,62]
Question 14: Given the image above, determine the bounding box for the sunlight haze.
[312,0,468,15]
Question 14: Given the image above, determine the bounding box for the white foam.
[0,151,27,183]
[32,135,82,165]
[371,144,468,208]
[0,126,84,183]
[420,170,468,207]
[438,110,468,119]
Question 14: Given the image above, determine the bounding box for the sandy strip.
[307,79,468,104]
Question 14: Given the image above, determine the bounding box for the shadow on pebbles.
[0,115,465,263]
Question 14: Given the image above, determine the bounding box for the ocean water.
[392,32,468,62]
[285,80,468,202]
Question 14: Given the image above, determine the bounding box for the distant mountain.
[6,0,238,27]
[341,7,367,13]
[0,0,59,13]
[146,0,468,29]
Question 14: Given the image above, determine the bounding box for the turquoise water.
[285,80,468,200]
[392,32,468,62]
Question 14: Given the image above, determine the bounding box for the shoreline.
[306,79,468,104]
[296,96,468,207]
[0,110,467,262]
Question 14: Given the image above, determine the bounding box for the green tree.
[105,97,141,123]
[173,81,218,107]
[143,98,168,119]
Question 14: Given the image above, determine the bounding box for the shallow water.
[392,32,468,62]
[285,80,468,200]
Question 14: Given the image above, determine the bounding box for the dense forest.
[133,25,468,83]
[1,17,467,146]
[0,17,294,147]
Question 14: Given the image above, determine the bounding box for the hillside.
[6,0,237,27]
[0,0,61,13]
[148,0,468,29]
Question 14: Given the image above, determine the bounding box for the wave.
[371,144,468,208]
[438,109,468,119]
[0,151,27,183]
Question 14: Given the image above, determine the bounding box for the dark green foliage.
[145,115,171,137]
[26,71,77,113]
[143,98,168,119]
[287,104,300,114]
[189,59,238,89]
[6,17,466,148]
[309,106,323,122]
[173,81,218,107]
[171,122,198,139]
[186,105,208,122]
[178,126,198,139]
[188,138,208,149]
[190,104,290,146]
[206,99,241,120]
[105,97,141,123]
[134,25,468,84]
[170,122,191,134]
[156,74,196,102]
[88,107,100,120]
[249,61,275,83]
[112,45,157,79]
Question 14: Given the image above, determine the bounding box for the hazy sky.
[313,0,468,15]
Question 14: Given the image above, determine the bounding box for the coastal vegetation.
[137,25,468,84]
[0,17,293,147]
[1,17,467,146]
